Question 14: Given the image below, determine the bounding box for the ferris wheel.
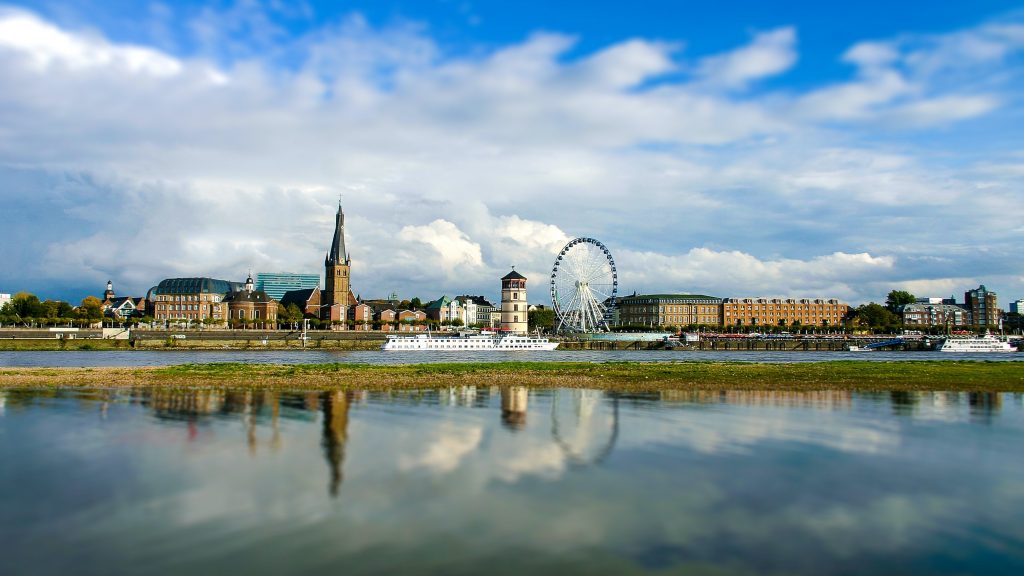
[550,237,618,332]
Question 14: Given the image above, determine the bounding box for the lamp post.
[302,303,337,348]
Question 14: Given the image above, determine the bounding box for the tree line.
[0,292,106,326]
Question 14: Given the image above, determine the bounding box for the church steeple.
[323,200,353,324]
[326,202,349,266]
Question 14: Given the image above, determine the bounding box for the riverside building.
[149,277,240,323]
[901,302,968,327]
[500,269,528,334]
[617,294,723,327]
[255,272,320,300]
[721,298,848,328]
[964,285,999,328]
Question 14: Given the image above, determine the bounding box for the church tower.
[323,202,352,324]
[103,280,115,301]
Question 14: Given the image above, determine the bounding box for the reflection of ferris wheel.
[550,389,620,467]
[550,237,618,333]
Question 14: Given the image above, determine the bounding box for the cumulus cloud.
[0,6,1023,304]
[398,220,484,275]
[695,27,798,90]
[622,248,896,300]
[0,8,184,76]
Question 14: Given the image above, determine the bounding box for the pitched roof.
[424,295,451,310]
[618,293,721,302]
[106,297,136,309]
[280,287,318,307]
[456,295,494,307]
[502,270,527,280]
[224,290,275,303]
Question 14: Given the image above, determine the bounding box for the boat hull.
[382,333,558,351]
[936,336,1016,352]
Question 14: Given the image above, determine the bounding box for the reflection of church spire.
[321,391,352,497]
[500,386,528,431]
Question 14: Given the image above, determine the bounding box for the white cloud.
[0,9,182,76]
[696,27,797,90]
[398,220,484,274]
[399,424,483,474]
[622,248,896,300]
[1,8,1023,303]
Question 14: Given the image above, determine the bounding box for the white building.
[0,293,11,310]
[500,269,528,334]
[1010,300,1024,314]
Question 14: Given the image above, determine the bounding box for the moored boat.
[381,330,558,351]
[936,333,1016,353]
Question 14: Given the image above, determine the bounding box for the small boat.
[847,345,872,352]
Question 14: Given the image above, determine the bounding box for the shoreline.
[2,361,1023,392]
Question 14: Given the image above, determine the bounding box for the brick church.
[321,202,357,323]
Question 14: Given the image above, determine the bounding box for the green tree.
[410,297,423,310]
[450,317,464,327]
[885,290,916,313]
[78,296,104,320]
[851,303,900,332]
[12,292,44,318]
[528,308,556,332]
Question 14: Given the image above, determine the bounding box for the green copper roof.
[153,277,240,295]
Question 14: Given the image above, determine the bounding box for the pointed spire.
[327,202,347,265]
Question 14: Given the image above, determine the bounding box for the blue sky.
[1,0,1023,306]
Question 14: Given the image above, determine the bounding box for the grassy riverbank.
[0,339,132,351]
[1,361,1022,392]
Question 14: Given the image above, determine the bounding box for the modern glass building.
[255,272,321,300]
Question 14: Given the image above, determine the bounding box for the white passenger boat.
[381,330,559,351]
[936,334,1016,353]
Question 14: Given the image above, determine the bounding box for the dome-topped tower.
[104,280,115,300]
[500,268,528,334]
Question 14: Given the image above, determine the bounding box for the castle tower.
[104,280,115,301]
[500,268,528,334]
[323,202,352,324]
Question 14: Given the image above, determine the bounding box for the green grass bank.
[1,361,1022,392]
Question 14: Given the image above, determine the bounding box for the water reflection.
[320,391,351,497]
[551,390,620,467]
[3,387,1024,576]
[499,385,528,431]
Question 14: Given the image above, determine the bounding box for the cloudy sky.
[1,0,1023,306]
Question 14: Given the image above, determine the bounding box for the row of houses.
[102,276,505,331]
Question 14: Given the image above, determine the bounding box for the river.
[2,348,1024,367]
[1,386,1022,575]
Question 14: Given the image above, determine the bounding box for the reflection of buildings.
[500,386,529,431]
[321,391,352,498]
[659,390,853,409]
[969,392,1002,425]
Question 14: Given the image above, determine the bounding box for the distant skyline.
[1,1,1023,305]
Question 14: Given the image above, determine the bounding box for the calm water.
[3,349,1024,366]
[1,387,1023,575]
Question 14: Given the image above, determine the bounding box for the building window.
[514,315,518,322]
